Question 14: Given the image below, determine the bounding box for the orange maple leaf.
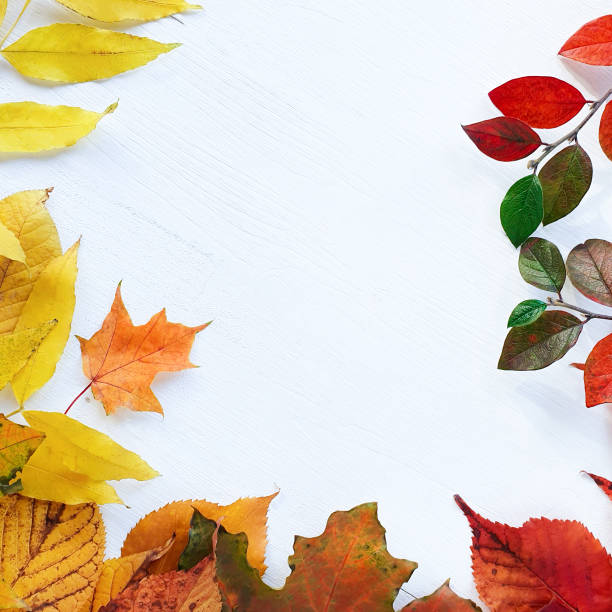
[73,284,209,415]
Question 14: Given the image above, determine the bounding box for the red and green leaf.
[559,16,612,65]
[566,239,612,306]
[518,237,566,293]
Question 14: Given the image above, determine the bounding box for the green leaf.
[507,300,547,327]
[539,145,592,225]
[178,508,216,571]
[498,310,582,370]
[518,237,566,293]
[566,239,612,306]
[500,175,543,247]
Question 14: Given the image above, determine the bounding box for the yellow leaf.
[0,321,56,389]
[2,23,180,83]
[11,242,79,405]
[0,189,61,334]
[56,0,201,23]
[0,579,27,609]
[0,221,24,265]
[0,102,116,153]
[20,410,158,505]
[0,0,6,29]
[0,494,105,610]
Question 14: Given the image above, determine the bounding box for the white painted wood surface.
[1,0,612,607]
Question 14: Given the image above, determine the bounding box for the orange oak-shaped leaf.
[99,555,221,612]
[77,284,209,415]
[586,472,612,503]
[455,495,612,611]
[121,493,277,575]
[578,332,612,407]
[402,580,481,610]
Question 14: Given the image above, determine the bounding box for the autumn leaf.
[559,15,612,65]
[462,117,541,161]
[76,284,209,415]
[0,220,25,264]
[20,410,158,505]
[56,0,201,23]
[599,101,612,160]
[0,189,60,333]
[498,311,582,370]
[518,237,566,293]
[500,175,543,247]
[489,77,586,129]
[401,580,481,611]
[0,102,116,152]
[539,145,592,225]
[12,242,79,405]
[585,472,612,502]
[0,414,43,495]
[576,332,612,407]
[0,494,105,610]
[121,493,277,575]
[455,494,612,611]
[2,24,179,83]
[566,239,612,306]
[0,0,6,29]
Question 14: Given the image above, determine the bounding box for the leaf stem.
[528,88,612,172]
[547,297,612,322]
[65,382,92,415]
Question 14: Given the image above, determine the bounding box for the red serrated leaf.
[489,77,586,128]
[579,332,612,407]
[585,472,612,502]
[455,495,612,611]
[599,101,612,160]
[560,16,612,65]
[462,117,541,161]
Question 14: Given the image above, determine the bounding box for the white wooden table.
[2,1,611,607]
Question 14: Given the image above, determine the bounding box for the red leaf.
[599,101,612,160]
[462,117,541,161]
[581,332,612,407]
[585,472,612,503]
[455,495,612,611]
[560,16,612,65]
[489,77,586,128]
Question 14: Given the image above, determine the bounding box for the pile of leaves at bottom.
[2,474,612,611]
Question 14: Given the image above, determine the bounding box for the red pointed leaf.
[599,101,612,160]
[463,117,541,161]
[455,495,612,611]
[489,77,586,128]
[580,332,612,407]
[560,16,612,65]
[586,473,612,502]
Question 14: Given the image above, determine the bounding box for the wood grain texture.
[1,0,611,609]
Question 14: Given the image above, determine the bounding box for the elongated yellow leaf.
[0,1,6,29]
[0,321,56,389]
[0,220,25,264]
[0,189,60,333]
[11,243,79,405]
[57,0,200,23]
[0,101,116,153]
[2,23,179,83]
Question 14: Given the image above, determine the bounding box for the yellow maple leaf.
[56,0,201,23]
[20,410,158,505]
[11,242,79,405]
[2,24,179,83]
[0,102,116,153]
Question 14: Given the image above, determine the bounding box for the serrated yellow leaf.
[11,242,79,405]
[0,220,25,264]
[56,0,201,23]
[0,101,116,153]
[0,321,56,389]
[2,23,180,83]
[0,189,60,333]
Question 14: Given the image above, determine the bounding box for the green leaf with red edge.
[539,145,592,225]
[566,239,612,306]
[577,332,612,407]
[498,310,582,371]
[559,16,612,65]
[500,175,543,247]
[401,580,481,611]
[489,77,586,129]
[454,494,612,611]
[585,472,612,502]
[518,238,566,293]
[599,101,612,160]
[462,117,541,162]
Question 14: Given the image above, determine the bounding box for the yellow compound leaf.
[0,221,25,265]
[56,0,201,23]
[0,189,61,334]
[20,410,158,505]
[12,242,79,405]
[0,494,105,611]
[0,321,56,390]
[0,101,116,153]
[2,24,179,83]
[122,493,278,575]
